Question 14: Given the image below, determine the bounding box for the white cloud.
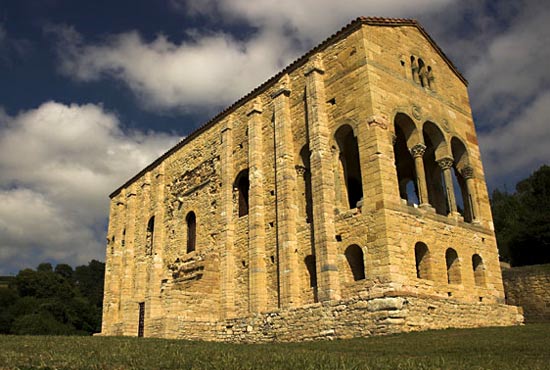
[49,25,299,111]
[0,101,178,274]
[50,0,454,111]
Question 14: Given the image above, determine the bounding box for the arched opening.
[445,248,461,284]
[186,211,196,253]
[345,244,365,281]
[235,169,249,217]
[334,125,363,209]
[410,56,419,83]
[472,254,486,287]
[304,254,318,303]
[423,122,448,215]
[299,145,313,223]
[418,58,426,87]
[414,242,431,279]
[394,114,419,204]
[146,216,155,256]
[451,137,473,222]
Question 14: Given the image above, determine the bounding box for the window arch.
[414,242,431,279]
[445,248,461,284]
[451,137,473,222]
[334,125,363,209]
[186,211,196,253]
[394,114,419,204]
[146,216,155,256]
[423,122,448,216]
[472,254,486,287]
[345,244,366,281]
[235,169,249,217]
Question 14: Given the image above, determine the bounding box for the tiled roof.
[110,17,466,198]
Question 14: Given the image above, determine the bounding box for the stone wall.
[145,293,522,342]
[502,264,550,322]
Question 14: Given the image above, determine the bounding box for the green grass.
[1,324,549,370]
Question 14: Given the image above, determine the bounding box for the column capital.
[437,156,454,170]
[410,143,426,158]
[295,165,307,176]
[304,54,325,76]
[246,98,263,116]
[461,165,475,179]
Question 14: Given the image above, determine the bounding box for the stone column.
[437,156,458,215]
[148,164,166,332]
[220,121,236,318]
[461,165,480,223]
[410,143,430,207]
[304,55,340,302]
[247,100,268,313]
[121,185,137,335]
[272,77,300,308]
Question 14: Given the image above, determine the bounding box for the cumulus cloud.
[49,0,454,111]
[0,102,178,274]
[47,25,300,111]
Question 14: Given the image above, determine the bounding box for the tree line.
[0,260,104,335]
[491,164,550,266]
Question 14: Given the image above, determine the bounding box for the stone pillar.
[438,156,458,215]
[121,185,137,335]
[304,55,340,302]
[461,165,480,223]
[410,143,430,207]
[220,120,236,318]
[148,164,166,331]
[272,76,300,308]
[101,198,117,334]
[247,100,268,313]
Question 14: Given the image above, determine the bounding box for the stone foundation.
[141,293,522,342]
[503,264,550,323]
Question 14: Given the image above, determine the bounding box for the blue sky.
[0,0,549,275]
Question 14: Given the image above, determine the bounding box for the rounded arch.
[345,244,366,281]
[394,112,421,148]
[422,121,449,160]
[298,144,313,223]
[145,216,155,256]
[234,169,249,217]
[472,254,486,287]
[445,248,461,284]
[186,211,196,253]
[450,136,470,170]
[414,242,431,280]
[334,124,363,209]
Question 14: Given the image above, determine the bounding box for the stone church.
[101,17,522,341]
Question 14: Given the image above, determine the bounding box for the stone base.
[128,293,523,342]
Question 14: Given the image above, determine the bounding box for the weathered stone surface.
[100,17,522,342]
[502,265,550,323]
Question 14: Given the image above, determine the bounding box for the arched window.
[472,254,486,287]
[235,169,249,217]
[186,211,196,253]
[345,244,365,281]
[299,145,313,223]
[418,58,426,87]
[304,254,318,303]
[334,125,363,209]
[423,122,448,216]
[445,248,461,284]
[146,216,155,256]
[414,242,431,279]
[451,137,473,222]
[410,56,419,83]
[394,114,419,204]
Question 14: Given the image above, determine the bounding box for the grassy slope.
[0,324,549,370]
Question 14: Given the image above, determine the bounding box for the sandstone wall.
[502,265,550,322]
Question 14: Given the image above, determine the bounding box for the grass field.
[1,324,549,370]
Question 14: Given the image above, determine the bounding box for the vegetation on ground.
[491,164,550,266]
[0,260,104,336]
[0,324,549,370]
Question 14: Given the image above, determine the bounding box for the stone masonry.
[101,17,523,341]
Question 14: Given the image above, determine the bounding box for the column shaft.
[272,85,299,308]
[410,144,429,206]
[304,57,340,302]
[247,103,268,313]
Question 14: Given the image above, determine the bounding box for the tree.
[491,165,550,266]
